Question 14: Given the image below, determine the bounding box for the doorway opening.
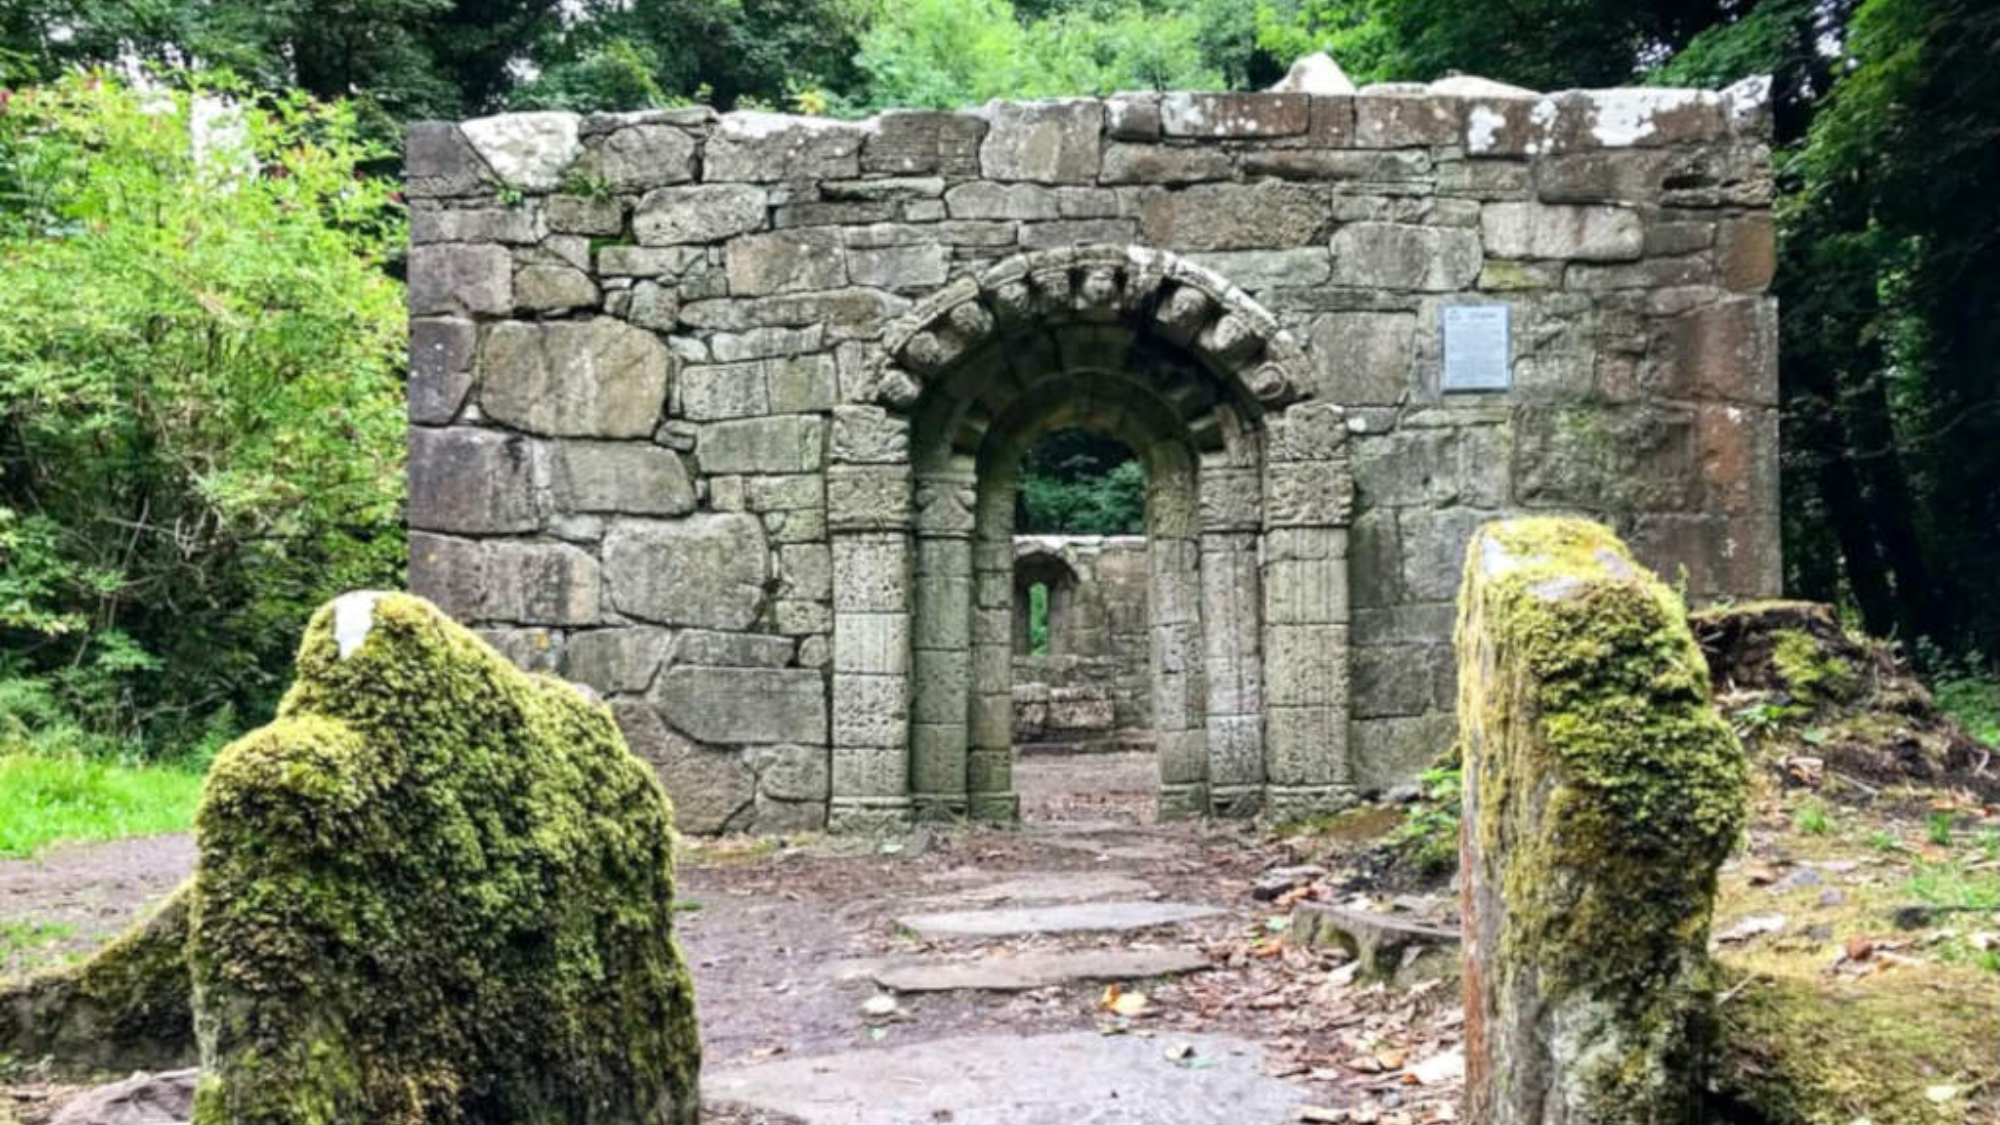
[1008,430,1154,824]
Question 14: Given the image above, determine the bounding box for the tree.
[0,72,407,753]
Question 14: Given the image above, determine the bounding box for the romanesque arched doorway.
[825,247,1354,831]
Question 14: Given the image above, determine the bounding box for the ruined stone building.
[404,78,1779,832]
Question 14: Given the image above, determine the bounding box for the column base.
[911,793,969,822]
[1262,785,1357,823]
[1156,783,1209,821]
[827,798,912,834]
[966,792,1018,823]
[1208,783,1265,818]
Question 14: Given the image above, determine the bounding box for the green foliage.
[1388,763,1461,875]
[0,72,407,759]
[1027,581,1051,656]
[510,37,673,113]
[1791,796,1832,835]
[190,593,699,1124]
[1933,667,2000,747]
[1016,430,1147,535]
[0,754,203,858]
[854,0,1224,109]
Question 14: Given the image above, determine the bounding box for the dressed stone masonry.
[1010,536,1152,752]
[406,75,1780,832]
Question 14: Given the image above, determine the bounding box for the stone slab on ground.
[898,900,1221,939]
[703,1031,1306,1125]
[872,947,1209,992]
[1037,836,1183,862]
[922,871,1154,905]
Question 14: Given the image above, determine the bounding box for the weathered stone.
[1354,94,1461,147]
[1100,143,1233,184]
[1481,202,1643,261]
[404,122,492,198]
[411,205,540,245]
[461,112,581,192]
[725,228,848,295]
[407,428,543,533]
[1308,312,1415,404]
[634,183,768,245]
[898,900,1221,939]
[1457,519,1745,1125]
[409,318,477,424]
[47,1068,197,1125]
[847,242,950,291]
[698,415,825,474]
[872,948,1207,993]
[705,113,864,182]
[979,100,1103,184]
[482,318,671,438]
[545,193,624,234]
[864,111,986,176]
[650,663,827,746]
[604,513,769,629]
[614,700,754,833]
[1329,223,1482,291]
[1160,93,1309,138]
[553,440,695,515]
[1290,902,1457,981]
[189,594,700,1124]
[514,262,599,312]
[408,244,512,315]
[1136,181,1326,250]
[564,627,671,694]
[1716,214,1776,292]
[577,123,696,191]
[1187,249,1331,291]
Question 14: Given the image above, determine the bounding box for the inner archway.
[823,246,1354,832]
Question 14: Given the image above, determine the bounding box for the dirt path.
[2,755,1467,1124]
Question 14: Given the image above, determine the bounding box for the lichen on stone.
[188,592,700,1125]
[1457,518,1748,1124]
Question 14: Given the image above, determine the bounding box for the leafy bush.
[1016,429,1147,536]
[0,72,407,760]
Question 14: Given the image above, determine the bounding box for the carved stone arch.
[867,246,1315,419]
[824,244,1354,832]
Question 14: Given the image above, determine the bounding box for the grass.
[1934,671,2000,746]
[0,754,204,858]
[0,919,78,975]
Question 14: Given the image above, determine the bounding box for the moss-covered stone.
[0,886,195,1078]
[1456,518,1747,1125]
[188,591,700,1125]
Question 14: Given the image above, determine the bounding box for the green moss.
[1770,628,1859,704]
[188,593,699,1125]
[1461,519,1747,1006]
[1716,970,1998,1125]
[0,885,195,1078]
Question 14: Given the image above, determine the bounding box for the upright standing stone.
[1455,519,1746,1125]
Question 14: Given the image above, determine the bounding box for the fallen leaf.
[862,994,899,1017]
[1715,914,1787,943]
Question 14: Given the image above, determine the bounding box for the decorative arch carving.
[868,246,1314,416]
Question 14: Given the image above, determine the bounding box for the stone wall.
[406,78,1779,831]
[1011,535,1150,750]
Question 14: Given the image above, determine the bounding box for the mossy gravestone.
[1455,519,1746,1125]
[186,591,701,1124]
[0,593,700,1120]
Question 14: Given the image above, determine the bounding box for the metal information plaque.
[1441,304,1511,392]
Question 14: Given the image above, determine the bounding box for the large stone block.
[1329,223,1481,291]
[461,112,581,191]
[577,123,696,191]
[1481,201,1643,261]
[832,535,912,613]
[614,700,755,834]
[482,318,671,438]
[697,415,825,474]
[863,111,986,177]
[404,122,493,198]
[188,594,699,1123]
[411,534,596,627]
[408,244,512,316]
[1135,181,1327,250]
[979,100,1103,184]
[1160,92,1309,138]
[705,113,865,182]
[409,318,477,424]
[1457,519,1745,1125]
[634,183,768,245]
[832,673,909,749]
[1307,312,1414,405]
[654,664,826,746]
[1100,143,1234,184]
[1511,405,1698,512]
[726,229,848,295]
[565,627,671,694]
[604,513,769,629]
[407,427,544,534]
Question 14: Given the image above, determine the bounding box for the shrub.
[0,71,407,758]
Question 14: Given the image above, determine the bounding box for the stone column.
[827,407,916,833]
[1260,402,1354,819]
[910,461,976,819]
[1147,444,1208,819]
[1197,449,1265,816]
[965,467,1019,821]
[1457,518,1746,1125]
